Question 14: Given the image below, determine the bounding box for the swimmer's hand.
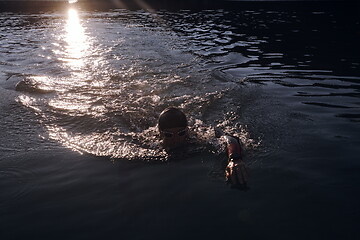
[225,159,248,188]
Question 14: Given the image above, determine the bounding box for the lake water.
[1,2,359,240]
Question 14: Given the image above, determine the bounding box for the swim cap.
[158,107,188,131]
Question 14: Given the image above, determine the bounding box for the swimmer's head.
[158,107,188,150]
[158,107,187,131]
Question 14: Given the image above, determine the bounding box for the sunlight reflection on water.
[11,8,358,162]
[64,8,89,71]
[1,6,359,239]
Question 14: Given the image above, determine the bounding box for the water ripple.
[2,8,358,160]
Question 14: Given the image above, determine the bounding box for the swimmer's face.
[160,127,188,150]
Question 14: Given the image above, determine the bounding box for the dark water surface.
[1,2,360,240]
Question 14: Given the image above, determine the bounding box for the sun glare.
[68,0,78,4]
[65,8,89,70]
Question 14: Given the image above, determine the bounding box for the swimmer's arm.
[225,157,248,187]
[223,135,249,188]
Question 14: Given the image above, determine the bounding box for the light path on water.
[0,5,359,240]
[10,8,260,161]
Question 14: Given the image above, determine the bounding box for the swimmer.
[158,107,248,188]
[158,107,189,151]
